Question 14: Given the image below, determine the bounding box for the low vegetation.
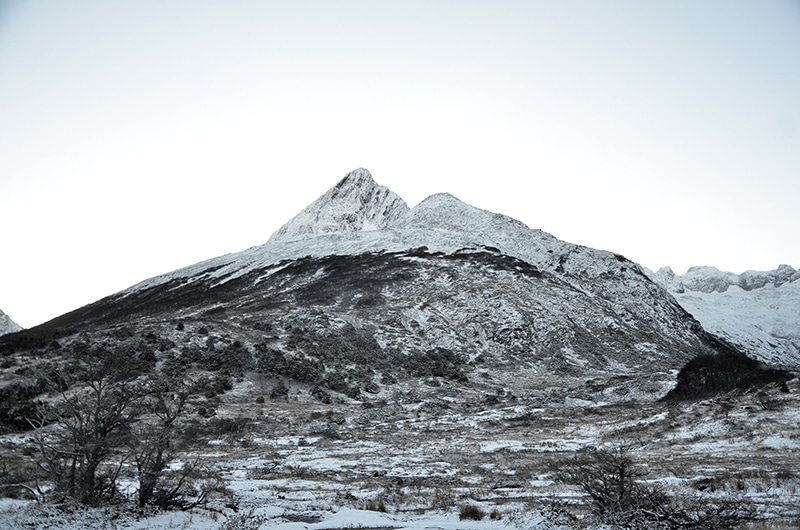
[0,319,797,528]
[552,444,756,529]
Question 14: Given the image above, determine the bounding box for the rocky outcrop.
[653,264,800,294]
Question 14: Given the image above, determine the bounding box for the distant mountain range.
[648,265,800,367]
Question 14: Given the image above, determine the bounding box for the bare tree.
[132,377,191,508]
[34,349,146,504]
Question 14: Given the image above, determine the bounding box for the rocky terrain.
[0,169,797,529]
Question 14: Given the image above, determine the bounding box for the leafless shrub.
[552,443,757,529]
[364,496,387,512]
[32,350,147,505]
[429,486,456,511]
[217,507,267,530]
[459,503,485,520]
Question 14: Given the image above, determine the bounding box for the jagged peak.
[652,264,799,294]
[0,307,23,336]
[267,168,409,243]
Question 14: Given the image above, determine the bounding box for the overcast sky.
[2,1,799,328]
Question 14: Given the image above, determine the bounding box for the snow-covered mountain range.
[649,265,800,367]
[0,308,22,336]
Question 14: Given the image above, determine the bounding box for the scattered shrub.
[552,444,757,529]
[0,379,47,432]
[270,380,289,400]
[364,498,387,512]
[460,504,485,520]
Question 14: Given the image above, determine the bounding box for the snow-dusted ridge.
[90,167,729,379]
[108,167,800,372]
[126,169,627,296]
[651,264,800,294]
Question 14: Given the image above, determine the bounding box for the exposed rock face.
[0,308,22,336]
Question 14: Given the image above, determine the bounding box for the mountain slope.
[0,308,22,336]
[1,168,741,400]
[650,265,800,367]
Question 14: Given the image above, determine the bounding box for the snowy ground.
[2,376,799,529]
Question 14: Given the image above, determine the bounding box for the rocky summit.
[0,308,22,336]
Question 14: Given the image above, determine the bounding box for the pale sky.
[1,1,799,328]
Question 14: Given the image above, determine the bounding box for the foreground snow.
[3,376,799,529]
[0,502,528,530]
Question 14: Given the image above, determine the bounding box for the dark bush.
[0,380,47,432]
[460,504,485,520]
[665,350,793,400]
[270,380,289,400]
[403,347,468,381]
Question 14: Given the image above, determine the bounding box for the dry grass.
[2,374,799,527]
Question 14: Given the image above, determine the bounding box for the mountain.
[4,168,797,528]
[0,308,22,336]
[268,167,409,243]
[649,265,800,367]
[2,168,740,400]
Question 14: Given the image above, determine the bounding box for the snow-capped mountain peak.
[0,308,22,336]
[400,192,495,232]
[267,168,409,243]
[651,264,800,294]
